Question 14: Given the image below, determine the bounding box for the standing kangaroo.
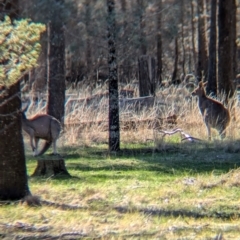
[21,109,62,156]
[192,81,230,140]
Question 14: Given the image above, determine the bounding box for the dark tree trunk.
[85,0,92,74]
[197,0,208,81]
[31,33,48,95]
[107,0,120,152]
[32,156,70,177]
[206,0,217,96]
[171,37,179,83]
[231,0,237,84]
[190,1,197,73]
[218,0,234,102]
[137,0,147,55]
[156,0,162,85]
[138,55,156,97]
[0,83,30,200]
[47,20,65,123]
[180,0,186,76]
[0,0,30,200]
[32,0,69,177]
[120,0,130,83]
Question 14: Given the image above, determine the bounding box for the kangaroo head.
[192,81,207,97]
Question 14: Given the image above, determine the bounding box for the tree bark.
[218,0,234,102]
[190,1,197,73]
[206,0,217,96]
[0,82,30,200]
[32,156,70,177]
[85,0,92,75]
[137,0,147,55]
[197,0,208,81]
[171,37,179,84]
[156,0,162,85]
[138,55,156,97]
[107,0,120,152]
[0,0,30,200]
[32,0,69,177]
[180,0,186,76]
[47,20,65,123]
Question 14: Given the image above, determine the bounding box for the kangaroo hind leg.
[33,137,40,156]
[52,139,58,155]
[205,123,211,141]
[219,127,227,140]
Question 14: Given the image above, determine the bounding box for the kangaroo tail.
[36,141,52,156]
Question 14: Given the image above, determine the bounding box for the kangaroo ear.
[203,81,208,87]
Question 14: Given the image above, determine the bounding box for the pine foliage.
[0,16,45,88]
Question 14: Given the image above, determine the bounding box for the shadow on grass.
[114,205,240,220]
[61,140,240,175]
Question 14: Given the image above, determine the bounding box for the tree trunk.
[190,1,197,73]
[231,0,237,84]
[206,0,217,96]
[85,0,92,75]
[0,0,30,200]
[171,37,179,84]
[138,55,156,97]
[218,0,234,102]
[32,0,68,177]
[0,82,30,200]
[197,0,208,81]
[120,0,130,83]
[47,20,65,123]
[137,0,147,55]
[32,156,70,177]
[107,0,120,152]
[180,0,186,76]
[156,0,162,85]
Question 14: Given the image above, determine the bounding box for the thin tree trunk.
[137,0,147,55]
[231,0,237,84]
[180,0,186,76]
[138,55,156,97]
[191,0,197,73]
[107,0,120,152]
[218,0,234,101]
[85,0,92,74]
[156,0,162,85]
[171,37,179,83]
[206,0,217,96]
[197,0,208,81]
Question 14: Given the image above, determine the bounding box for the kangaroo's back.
[23,114,61,141]
[192,81,230,140]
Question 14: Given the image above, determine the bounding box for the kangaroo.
[191,81,230,140]
[21,109,62,156]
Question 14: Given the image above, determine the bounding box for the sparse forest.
[1,0,240,239]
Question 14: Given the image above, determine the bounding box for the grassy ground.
[3,84,240,239]
[1,140,240,239]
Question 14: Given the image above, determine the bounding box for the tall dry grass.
[23,82,240,149]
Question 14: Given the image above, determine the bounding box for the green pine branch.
[0,16,46,88]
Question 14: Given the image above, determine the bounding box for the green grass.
[2,141,240,239]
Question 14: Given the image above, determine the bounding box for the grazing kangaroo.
[192,81,230,140]
[21,109,62,156]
